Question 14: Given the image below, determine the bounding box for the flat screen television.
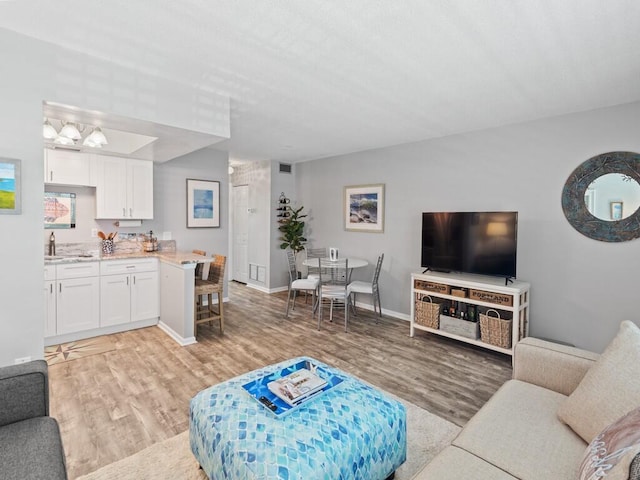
[421,211,518,280]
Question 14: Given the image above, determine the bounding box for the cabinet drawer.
[56,262,100,279]
[44,265,56,281]
[100,258,158,275]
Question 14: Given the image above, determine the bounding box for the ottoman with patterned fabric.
[189,356,406,479]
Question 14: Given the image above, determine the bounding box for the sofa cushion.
[412,445,516,479]
[452,379,586,480]
[557,320,640,443]
[0,417,67,480]
[578,406,640,480]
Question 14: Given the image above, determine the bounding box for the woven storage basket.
[479,309,512,348]
[415,296,441,328]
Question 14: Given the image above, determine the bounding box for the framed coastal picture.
[44,192,76,229]
[344,183,385,233]
[0,158,21,215]
[187,179,220,228]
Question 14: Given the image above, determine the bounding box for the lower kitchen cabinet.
[44,258,158,345]
[101,270,159,327]
[44,280,57,337]
[57,276,101,334]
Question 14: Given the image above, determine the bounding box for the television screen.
[421,211,518,279]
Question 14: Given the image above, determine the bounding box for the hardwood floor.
[49,281,512,478]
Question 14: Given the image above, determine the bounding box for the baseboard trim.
[353,301,410,322]
[246,283,288,294]
[157,322,197,346]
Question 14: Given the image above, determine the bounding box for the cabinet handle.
[123,208,126,217]
[127,277,129,286]
[50,284,53,293]
[133,276,136,285]
[50,171,53,182]
[59,284,62,293]
[129,208,132,218]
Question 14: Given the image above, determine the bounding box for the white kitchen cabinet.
[44,280,57,337]
[44,265,56,337]
[44,148,96,186]
[55,262,100,335]
[100,259,159,327]
[95,156,153,219]
[56,277,100,334]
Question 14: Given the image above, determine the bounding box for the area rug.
[76,395,460,480]
[45,336,116,365]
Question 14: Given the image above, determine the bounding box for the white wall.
[0,28,228,366]
[296,101,640,353]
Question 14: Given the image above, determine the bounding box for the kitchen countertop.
[45,251,210,266]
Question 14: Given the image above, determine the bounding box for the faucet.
[48,232,56,256]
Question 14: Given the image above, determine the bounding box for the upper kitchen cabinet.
[44,148,96,186]
[95,156,154,219]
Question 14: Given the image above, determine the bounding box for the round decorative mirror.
[562,151,640,242]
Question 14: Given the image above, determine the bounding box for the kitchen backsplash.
[45,237,176,257]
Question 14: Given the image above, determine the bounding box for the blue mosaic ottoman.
[189,356,406,480]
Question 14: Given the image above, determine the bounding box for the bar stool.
[194,254,226,336]
[192,249,206,280]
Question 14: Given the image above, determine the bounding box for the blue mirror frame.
[562,151,640,242]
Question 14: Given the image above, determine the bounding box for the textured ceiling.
[1,0,640,163]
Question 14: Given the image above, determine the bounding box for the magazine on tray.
[267,368,328,406]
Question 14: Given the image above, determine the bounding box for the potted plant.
[279,206,307,267]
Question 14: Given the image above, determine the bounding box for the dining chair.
[194,254,226,336]
[305,247,327,281]
[285,249,319,318]
[318,257,351,332]
[348,253,384,318]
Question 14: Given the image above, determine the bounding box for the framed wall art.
[187,179,220,228]
[44,192,76,228]
[344,183,385,233]
[0,158,21,215]
[610,201,623,221]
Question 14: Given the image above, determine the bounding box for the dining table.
[302,256,368,282]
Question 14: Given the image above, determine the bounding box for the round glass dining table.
[302,257,368,269]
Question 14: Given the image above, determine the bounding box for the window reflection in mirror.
[584,173,640,221]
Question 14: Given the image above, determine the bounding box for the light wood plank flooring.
[49,281,512,479]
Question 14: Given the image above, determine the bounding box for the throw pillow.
[630,452,640,480]
[578,406,640,480]
[557,320,640,443]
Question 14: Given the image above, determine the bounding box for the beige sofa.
[412,334,637,479]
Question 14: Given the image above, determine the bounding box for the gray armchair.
[0,360,67,479]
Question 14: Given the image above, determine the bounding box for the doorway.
[232,185,249,283]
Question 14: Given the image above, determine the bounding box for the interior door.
[232,185,249,283]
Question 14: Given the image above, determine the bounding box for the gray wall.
[230,161,272,290]
[0,28,228,367]
[270,161,297,289]
[296,101,640,353]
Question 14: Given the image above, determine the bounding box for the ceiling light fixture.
[83,127,108,148]
[43,119,109,148]
[43,119,58,140]
[58,122,82,140]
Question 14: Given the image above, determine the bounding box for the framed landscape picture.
[0,158,21,215]
[344,183,385,233]
[187,179,220,228]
